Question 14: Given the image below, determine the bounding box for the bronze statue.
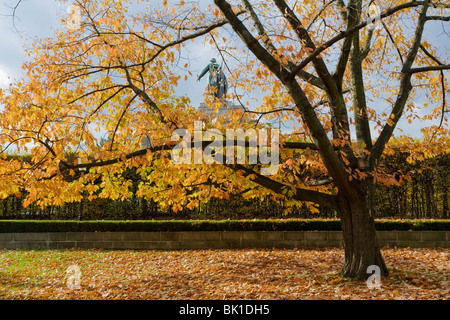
[197,58,228,101]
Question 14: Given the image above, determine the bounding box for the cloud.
[0,66,11,88]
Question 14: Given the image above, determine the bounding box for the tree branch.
[348,0,372,149]
[425,15,450,21]
[288,1,436,81]
[123,67,178,129]
[231,163,338,209]
[382,21,404,64]
[272,0,337,95]
[370,3,430,168]
[214,0,290,82]
[334,0,360,88]
[109,94,138,151]
[419,44,444,65]
[408,64,450,73]
[214,0,354,196]
[304,177,334,186]
[241,0,325,90]
[360,28,374,61]
[419,45,447,135]
[273,0,352,146]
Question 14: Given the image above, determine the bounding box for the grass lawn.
[0,248,448,300]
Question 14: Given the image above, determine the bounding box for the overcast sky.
[0,0,219,105]
[0,0,448,139]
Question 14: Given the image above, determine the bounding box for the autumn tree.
[1,0,449,279]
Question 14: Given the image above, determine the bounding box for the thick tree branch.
[123,67,178,129]
[215,0,354,196]
[288,1,438,80]
[272,0,342,99]
[57,139,325,172]
[349,0,373,150]
[273,0,352,150]
[241,0,325,90]
[334,0,360,89]
[231,163,338,209]
[214,0,290,81]
[304,177,334,186]
[336,0,348,22]
[436,69,447,131]
[425,15,450,21]
[360,28,374,61]
[408,64,450,73]
[370,3,430,168]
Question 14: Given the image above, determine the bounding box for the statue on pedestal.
[197,58,228,102]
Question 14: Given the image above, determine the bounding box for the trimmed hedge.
[0,219,449,233]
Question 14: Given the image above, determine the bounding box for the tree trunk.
[78,199,83,221]
[442,187,448,219]
[337,182,389,279]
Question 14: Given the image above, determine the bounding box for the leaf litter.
[0,248,448,300]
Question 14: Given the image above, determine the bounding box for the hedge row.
[0,219,449,233]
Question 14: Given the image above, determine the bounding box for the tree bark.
[337,181,389,279]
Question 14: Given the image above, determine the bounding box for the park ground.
[0,247,448,300]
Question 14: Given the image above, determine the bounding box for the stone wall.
[0,231,448,250]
